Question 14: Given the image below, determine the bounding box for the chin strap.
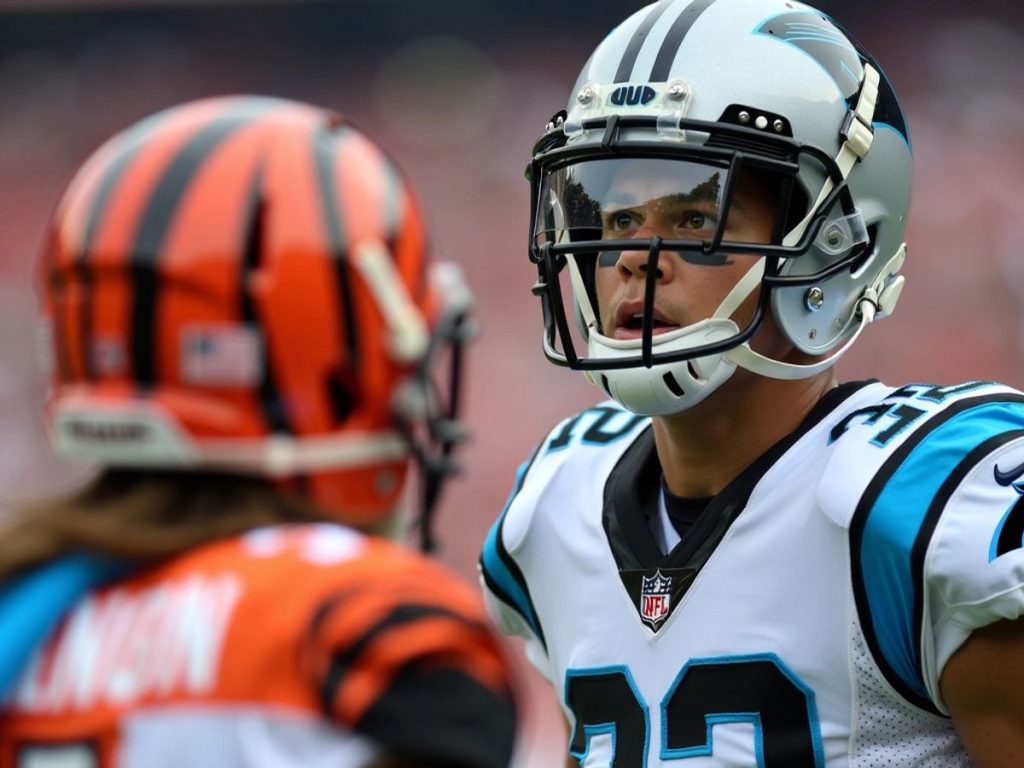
[725,244,906,379]
[783,63,880,249]
[567,252,600,334]
[720,61,897,381]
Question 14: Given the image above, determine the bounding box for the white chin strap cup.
[586,318,740,416]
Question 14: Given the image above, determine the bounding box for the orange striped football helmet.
[39,95,472,548]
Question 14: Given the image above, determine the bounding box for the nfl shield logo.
[640,570,673,630]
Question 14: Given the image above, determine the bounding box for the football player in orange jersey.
[0,96,516,768]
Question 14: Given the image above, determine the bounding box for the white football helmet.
[529,0,912,415]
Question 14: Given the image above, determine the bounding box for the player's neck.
[653,369,838,499]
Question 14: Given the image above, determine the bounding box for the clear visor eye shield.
[528,114,870,375]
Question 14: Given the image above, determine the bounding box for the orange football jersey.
[0,523,516,768]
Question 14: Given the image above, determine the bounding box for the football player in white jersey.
[479,0,1024,765]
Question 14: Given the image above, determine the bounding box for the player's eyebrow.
[602,191,719,211]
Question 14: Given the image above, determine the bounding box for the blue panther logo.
[990,459,1024,561]
[757,12,862,97]
[757,11,910,146]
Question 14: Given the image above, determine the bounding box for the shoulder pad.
[821,381,1024,712]
[479,401,648,650]
[816,381,1018,530]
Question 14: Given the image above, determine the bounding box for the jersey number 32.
[566,653,824,766]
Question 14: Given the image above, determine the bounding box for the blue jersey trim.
[857,398,1024,705]
[0,554,131,697]
[479,456,546,647]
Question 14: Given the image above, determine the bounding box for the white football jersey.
[480,380,1024,767]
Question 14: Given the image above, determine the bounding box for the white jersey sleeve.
[923,429,1024,710]
[818,381,1024,714]
[479,402,649,684]
[479,449,555,683]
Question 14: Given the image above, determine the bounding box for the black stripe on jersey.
[129,102,273,387]
[238,164,293,435]
[614,0,675,83]
[649,0,719,82]
[319,602,476,711]
[850,393,1024,715]
[358,665,516,768]
[480,442,548,650]
[312,125,360,372]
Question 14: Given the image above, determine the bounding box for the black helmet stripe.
[614,0,676,83]
[238,162,293,435]
[649,0,720,82]
[70,112,169,380]
[129,99,277,388]
[312,124,360,371]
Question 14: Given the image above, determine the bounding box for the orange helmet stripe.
[128,99,281,388]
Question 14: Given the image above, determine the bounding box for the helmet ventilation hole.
[663,372,685,397]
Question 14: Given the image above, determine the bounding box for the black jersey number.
[547,407,645,453]
[566,654,824,766]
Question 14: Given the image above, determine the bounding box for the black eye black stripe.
[129,100,276,388]
[649,0,720,82]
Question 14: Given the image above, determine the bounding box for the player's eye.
[603,210,641,235]
[677,210,718,233]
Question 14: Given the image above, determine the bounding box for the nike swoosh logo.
[994,459,1024,486]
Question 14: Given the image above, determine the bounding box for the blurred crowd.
[1,0,1022,761]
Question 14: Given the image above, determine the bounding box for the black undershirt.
[660,476,712,541]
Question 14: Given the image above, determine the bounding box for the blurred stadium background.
[1,0,1022,763]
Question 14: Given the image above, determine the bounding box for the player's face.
[595,164,776,340]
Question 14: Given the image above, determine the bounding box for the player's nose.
[615,240,676,284]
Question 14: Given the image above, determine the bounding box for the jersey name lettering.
[12,574,243,712]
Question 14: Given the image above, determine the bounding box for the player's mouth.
[612,302,681,341]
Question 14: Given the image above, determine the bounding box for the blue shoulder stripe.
[0,554,131,697]
[480,450,547,649]
[852,394,1024,712]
